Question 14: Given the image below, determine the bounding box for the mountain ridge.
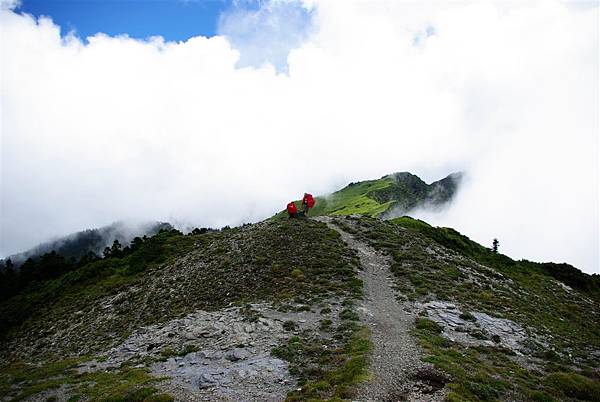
[276,171,463,219]
[0,171,598,402]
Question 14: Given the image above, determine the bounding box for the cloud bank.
[1,1,598,273]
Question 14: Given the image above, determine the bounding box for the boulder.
[193,373,216,389]
[225,348,248,362]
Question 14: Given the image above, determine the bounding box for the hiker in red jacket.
[287,201,298,218]
[301,193,315,216]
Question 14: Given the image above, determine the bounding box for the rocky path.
[316,217,446,402]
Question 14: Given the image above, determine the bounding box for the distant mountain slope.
[2,221,173,266]
[277,171,462,219]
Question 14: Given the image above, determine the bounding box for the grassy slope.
[274,177,396,220]
[334,215,600,402]
[274,171,457,220]
[0,219,369,402]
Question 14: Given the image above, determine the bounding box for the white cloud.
[1,1,598,273]
[0,0,19,11]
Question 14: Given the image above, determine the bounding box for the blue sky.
[16,0,233,40]
[14,0,313,70]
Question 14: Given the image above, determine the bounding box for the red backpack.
[304,193,315,208]
[287,202,297,215]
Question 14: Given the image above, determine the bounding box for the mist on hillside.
[2,221,174,266]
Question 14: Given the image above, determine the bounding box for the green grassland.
[273,172,458,220]
[273,177,396,220]
[309,178,396,217]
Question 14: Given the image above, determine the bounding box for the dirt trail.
[316,216,446,402]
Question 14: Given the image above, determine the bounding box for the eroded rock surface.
[76,300,345,401]
[420,301,532,351]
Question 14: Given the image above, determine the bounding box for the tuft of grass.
[339,308,360,321]
[529,391,557,402]
[159,344,199,360]
[415,318,442,334]
[283,320,298,331]
[459,312,476,321]
[319,319,333,331]
[290,269,305,281]
[545,372,600,401]
[271,336,304,362]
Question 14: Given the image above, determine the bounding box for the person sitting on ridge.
[287,201,298,218]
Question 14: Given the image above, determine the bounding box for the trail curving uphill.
[316,216,446,402]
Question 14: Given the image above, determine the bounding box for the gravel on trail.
[316,216,446,402]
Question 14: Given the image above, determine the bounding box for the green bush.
[459,312,476,321]
[339,308,359,321]
[290,268,305,281]
[415,318,443,334]
[283,320,298,331]
[319,319,333,331]
[529,391,557,402]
